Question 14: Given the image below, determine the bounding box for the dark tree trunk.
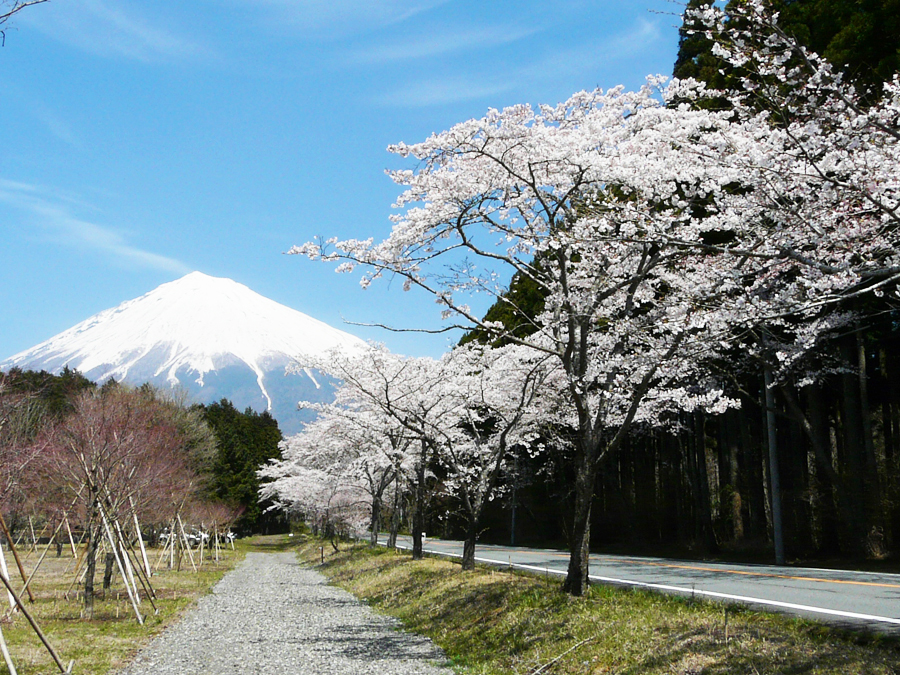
[388,476,401,549]
[84,523,100,616]
[461,517,479,571]
[726,410,744,543]
[806,384,841,556]
[841,339,869,555]
[102,552,115,590]
[411,442,428,560]
[369,496,382,547]
[563,449,597,596]
[857,331,884,545]
[764,367,785,565]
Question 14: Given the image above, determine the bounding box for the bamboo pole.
[128,498,151,578]
[113,518,139,603]
[154,527,173,571]
[0,514,34,603]
[176,515,197,572]
[27,517,36,553]
[0,543,15,611]
[97,505,144,626]
[64,517,77,558]
[19,494,82,598]
[98,507,142,625]
[0,572,70,673]
[18,531,55,599]
[0,621,18,675]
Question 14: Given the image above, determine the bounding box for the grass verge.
[297,540,900,675]
[0,540,244,674]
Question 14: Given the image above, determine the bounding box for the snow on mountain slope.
[2,272,367,433]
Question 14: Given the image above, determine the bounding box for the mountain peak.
[2,272,366,432]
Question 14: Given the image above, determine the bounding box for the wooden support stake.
[0,572,70,674]
[0,540,15,611]
[64,517,77,558]
[129,498,152,579]
[98,508,142,625]
[176,515,197,572]
[154,529,172,572]
[113,519,139,603]
[0,621,18,675]
[0,514,34,603]
[18,495,81,599]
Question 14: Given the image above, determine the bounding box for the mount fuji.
[1,272,367,434]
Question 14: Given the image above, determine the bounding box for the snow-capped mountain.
[1,272,366,434]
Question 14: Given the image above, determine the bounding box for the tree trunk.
[764,366,785,565]
[388,476,401,549]
[805,383,841,556]
[84,524,99,617]
[411,442,427,560]
[369,496,381,547]
[841,338,869,555]
[102,552,115,590]
[461,518,478,571]
[857,331,884,545]
[563,449,597,596]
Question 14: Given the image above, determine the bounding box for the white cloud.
[245,0,451,38]
[375,76,517,108]
[0,180,191,275]
[25,0,211,63]
[373,16,666,109]
[345,25,541,65]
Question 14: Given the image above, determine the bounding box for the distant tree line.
[0,368,284,546]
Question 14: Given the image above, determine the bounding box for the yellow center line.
[607,558,900,589]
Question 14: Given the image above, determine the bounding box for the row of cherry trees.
[261,343,556,570]
[271,1,900,594]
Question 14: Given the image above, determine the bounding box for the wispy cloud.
[245,0,451,38]
[536,18,664,80]
[0,180,191,275]
[345,25,541,65]
[375,76,517,108]
[374,16,666,109]
[25,0,211,63]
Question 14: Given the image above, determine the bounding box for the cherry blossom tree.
[260,403,403,545]
[291,0,899,593]
[284,347,451,559]
[420,343,559,570]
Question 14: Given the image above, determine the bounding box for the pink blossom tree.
[291,1,899,593]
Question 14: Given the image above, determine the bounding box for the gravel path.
[119,551,453,675]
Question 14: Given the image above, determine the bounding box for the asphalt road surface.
[388,535,900,634]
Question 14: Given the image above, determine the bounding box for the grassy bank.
[297,540,900,674]
[0,540,245,674]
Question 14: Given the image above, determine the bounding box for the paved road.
[119,551,451,675]
[388,535,900,634]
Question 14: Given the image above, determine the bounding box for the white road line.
[584,574,900,626]
[401,544,900,627]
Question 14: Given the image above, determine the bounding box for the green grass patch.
[298,541,900,674]
[0,541,244,674]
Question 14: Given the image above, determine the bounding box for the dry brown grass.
[298,541,900,675]
[0,539,243,674]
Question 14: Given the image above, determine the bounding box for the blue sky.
[1,0,683,359]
